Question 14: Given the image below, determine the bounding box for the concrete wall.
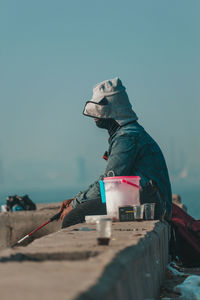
[0,220,169,300]
[77,222,169,300]
[0,203,61,249]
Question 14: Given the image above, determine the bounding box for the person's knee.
[61,208,85,228]
[61,199,106,228]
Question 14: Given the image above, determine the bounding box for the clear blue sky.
[0,0,200,191]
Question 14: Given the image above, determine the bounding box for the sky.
[0,0,200,193]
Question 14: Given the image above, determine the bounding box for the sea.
[0,184,199,219]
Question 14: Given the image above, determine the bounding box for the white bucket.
[101,176,141,219]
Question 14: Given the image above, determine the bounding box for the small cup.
[144,203,156,220]
[96,218,112,245]
[133,205,144,221]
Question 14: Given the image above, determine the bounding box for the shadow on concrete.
[0,251,99,262]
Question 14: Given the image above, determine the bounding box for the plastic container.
[96,218,112,245]
[99,176,141,219]
[144,203,155,220]
[85,215,108,224]
[133,205,144,221]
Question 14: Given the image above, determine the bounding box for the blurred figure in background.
[172,194,187,212]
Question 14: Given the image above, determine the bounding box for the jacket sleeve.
[72,175,104,208]
[72,135,138,208]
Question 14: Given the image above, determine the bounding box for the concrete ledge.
[77,222,169,300]
[0,220,169,300]
[0,203,61,249]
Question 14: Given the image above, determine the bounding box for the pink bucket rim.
[103,176,141,180]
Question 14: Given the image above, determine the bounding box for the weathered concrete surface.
[0,203,61,249]
[0,221,169,300]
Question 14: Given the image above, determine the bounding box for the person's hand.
[60,204,73,220]
[59,198,74,221]
[59,198,74,213]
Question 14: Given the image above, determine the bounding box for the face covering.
[95,118,120,136]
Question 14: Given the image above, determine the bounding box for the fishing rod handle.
[50,211,62,222]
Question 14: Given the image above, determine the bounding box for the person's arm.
[72,135,138,208]
[72,176,103,208]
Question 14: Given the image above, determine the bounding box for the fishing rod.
[11,211,62,248]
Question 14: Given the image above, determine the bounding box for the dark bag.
[170,203,200,267]
[6,194,36,211]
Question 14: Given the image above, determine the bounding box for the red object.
[171,203,200,267]
[121,179,140,189]
[28,220,50,237]
[103,151,108,161]
[11,211,61,248]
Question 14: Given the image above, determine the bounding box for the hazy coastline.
[0,184,199,219]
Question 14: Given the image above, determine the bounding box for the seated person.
[60,77,172,228]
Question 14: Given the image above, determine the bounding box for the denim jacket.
[72,121,172,220]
